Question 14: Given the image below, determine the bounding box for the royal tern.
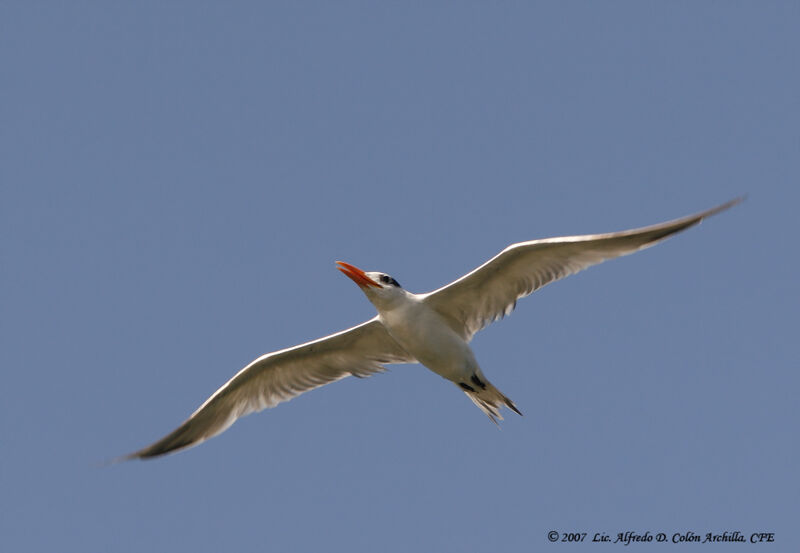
[123,199,740,460]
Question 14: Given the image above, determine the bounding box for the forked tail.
[458,373,522,425]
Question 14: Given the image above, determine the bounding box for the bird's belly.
[381,308,475,382]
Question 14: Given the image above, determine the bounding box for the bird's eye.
[380,275,390,284]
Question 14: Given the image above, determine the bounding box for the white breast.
[379,296,477,382]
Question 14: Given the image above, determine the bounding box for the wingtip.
[98,451,140,467]
[701,196,745,219]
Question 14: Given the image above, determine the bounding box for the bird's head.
[336,261,405,310]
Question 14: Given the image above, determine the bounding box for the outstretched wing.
[422,199,741,341]
[125,317,413,459]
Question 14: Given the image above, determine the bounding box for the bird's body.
[122,198,741,460]
[380,293,473,382]
[352,276,519,420]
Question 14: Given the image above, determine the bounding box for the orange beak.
[336,261,382,289]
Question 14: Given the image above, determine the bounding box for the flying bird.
[123,199,740,460]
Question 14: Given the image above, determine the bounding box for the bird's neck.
[368,289,418,314]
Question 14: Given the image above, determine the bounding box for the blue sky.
[2,2,797,551]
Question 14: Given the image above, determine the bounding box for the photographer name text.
[547,530,775,545]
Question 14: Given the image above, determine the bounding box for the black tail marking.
[470,374,487,390]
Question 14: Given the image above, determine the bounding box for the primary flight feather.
[123,198,740,460]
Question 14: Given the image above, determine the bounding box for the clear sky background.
[2,2,797,552]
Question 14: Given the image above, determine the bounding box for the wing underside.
[124,317,413,460]
[423,198,741,340]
